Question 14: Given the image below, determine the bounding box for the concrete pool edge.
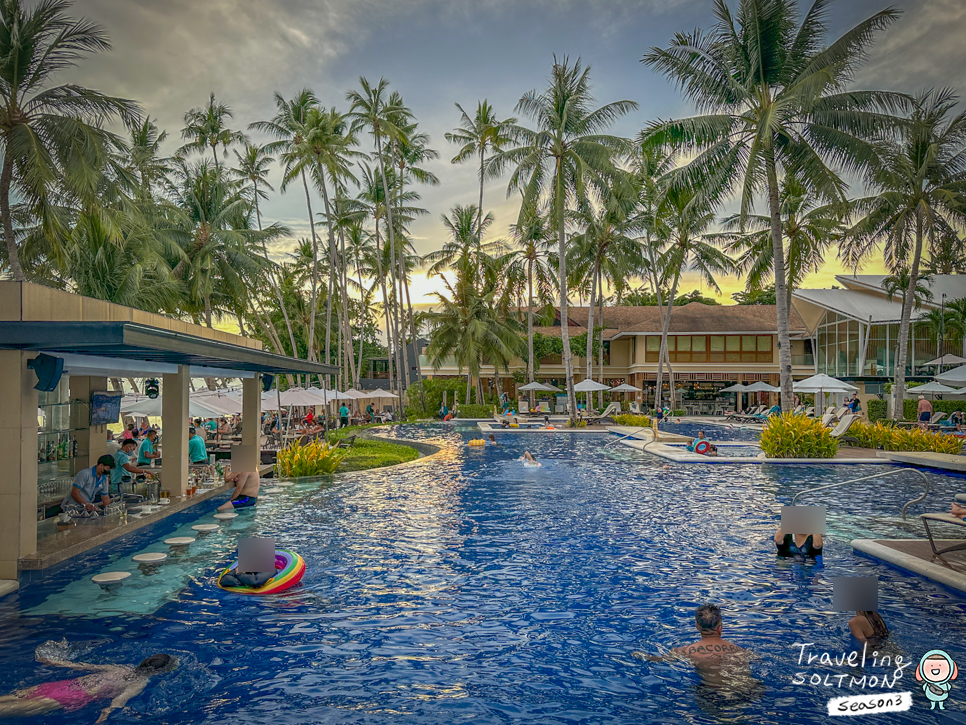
[0,580,17,599]
[853,538,966,595]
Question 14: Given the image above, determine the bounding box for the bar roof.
[0,321,337,375]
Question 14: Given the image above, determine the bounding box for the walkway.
[882,451,966,474]
[854,538,966,594]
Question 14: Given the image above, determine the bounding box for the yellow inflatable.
[468,439,486,446]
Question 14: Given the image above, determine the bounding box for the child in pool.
[0,654,176,722]
[521,451,541,467]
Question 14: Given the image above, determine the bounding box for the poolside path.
[854,537,966,594]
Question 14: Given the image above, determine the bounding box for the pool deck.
[882,451,966,474]
[853,537,966,594]
[0,580,17,597]
[610,426,886,464]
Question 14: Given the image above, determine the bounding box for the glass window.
[646,336,660,351]
[692,337,707,352]
[757,336,771,352]
[677,336,691,352]
[710,336,724,352]
[726,337,740,351]
[741,336,756,351]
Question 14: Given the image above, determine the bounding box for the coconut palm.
[123,117,171,198]
[917,308,965,357]
[925,232,966,275]
[719,174,845,311]
[0,0,140,281]
[445,101,516,240]
[424,205,506,281]
[643,0,903,411]
[489,56,637,421]
[179,93,247,171]
[843,88,966,417]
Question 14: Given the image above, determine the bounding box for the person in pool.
[0,653,176,722]
[774,526,823,564]
[848,610,889,645]
[487,434,498,445]
[216,465,261,512]
[522,451,541,466]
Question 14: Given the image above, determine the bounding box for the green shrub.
[404,379,487,418]
[848,420,963,454]
[567,418,588,428]
[612,414,652,427]
[848,420,894,449]
[276,439,345,477]
[867,399,887,423]
[455,404,493,418]
[903,398,966,421]
[759,413,838,459]
[672,409,686,417]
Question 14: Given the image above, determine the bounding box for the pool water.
[657,420,763,442]
[2,423,965,724]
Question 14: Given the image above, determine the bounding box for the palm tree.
[843,89,966,417]
[719,174,845,312]
[251,90,322,380]
[925,232,966,275]
[643,0,903,411]
[490,56,637,421]
[123,117,171,198]
[179,93,247,171]
[506,206,555,407]
[424,205,505,280]
[0,0,140,281]
[917,308,965,359]
[445,101,516,241]
[653,182,734,410]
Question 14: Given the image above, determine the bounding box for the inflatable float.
[468,439,486,446]
[694,440,712,455]
[218,549,305,595]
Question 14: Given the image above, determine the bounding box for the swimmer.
[774,526,823,564]
[487,434,498,446]
[0,653,176,722]
[521,451,541,467]
[662,464,671,471]
[848,610,889,645]
[217,465,261,512]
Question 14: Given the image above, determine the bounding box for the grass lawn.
[327,423,420,472]
[337,438,419,472]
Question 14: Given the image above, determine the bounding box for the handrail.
[791,468,931,520]
[603,426,651,449]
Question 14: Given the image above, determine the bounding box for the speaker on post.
[27,354,64,392]
[145,379,160,399]
[261,374,274,392]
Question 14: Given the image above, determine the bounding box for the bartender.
[60,455,114,514]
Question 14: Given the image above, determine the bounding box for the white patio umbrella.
[362,388,399,399]
[793,373,857,410]
[936,364,966,386]
[342,388,368,399]
[191,391,243,415]
[609,383,641,393]
[278,387,328,407]
[924,353,966,368]
[906,381,963,399]
[718,383,746,412]
[124,396,226,420]
[573,379,610,411]
[519,381,552,391]
[540,383,563,392]
[743,381,780,393]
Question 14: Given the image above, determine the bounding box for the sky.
[69,0,966,306]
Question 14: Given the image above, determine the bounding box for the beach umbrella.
[573,379,610,410]
[793,373,857,409]
[718,383,746,412]
[906,381,963,400]
[124,396,226,419]
[278,387,327,407]
[357,388,399,399]
[519,381,551,391]
[924,353,966,369]
[609,383,641,392]
[743,382,780,393]
[540,383,563,392]
[936,364,966,386]
[342,388,368,399]
[191,391,243,415]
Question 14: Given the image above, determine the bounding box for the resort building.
[421,274,965,411]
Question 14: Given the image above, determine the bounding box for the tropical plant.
[866,398,887,423]
[179,93,247,170]
[759,413,838,458]
[276,438,346,477]
[490,56,637,421]
[0,0,140,281]
[844,89,966,418]
[612,413,652,427]
[445,100,516,240]
[644,0,903,411]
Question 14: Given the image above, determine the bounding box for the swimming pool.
[1,423,964,724]
[658,420,763,442]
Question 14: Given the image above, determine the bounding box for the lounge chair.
[928,412,947,426]
[629,401,641,414]
[792,405,804,415]
[518,400,530,415]
[804,406,815,417]
[828,413,857,438]
[820,411,837,427]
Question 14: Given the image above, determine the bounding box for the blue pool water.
[2,423,965,724]
[658,420,763,442]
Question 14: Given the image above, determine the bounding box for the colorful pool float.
[217,549,305,595]
[694,441,712,455]
[468,439,486,446]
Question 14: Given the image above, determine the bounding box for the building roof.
[0,322,337,375]
[837,274,966,303]
[525,303,805,338]
[792,288,921,325]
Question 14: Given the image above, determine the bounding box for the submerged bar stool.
[191,524,219,537]
[164,537,195,551]
[132,552,167,575]
[92,571,131,592]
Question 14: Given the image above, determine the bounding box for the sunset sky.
[71,0,966,306]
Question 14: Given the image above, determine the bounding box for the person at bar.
[111,439,153,495]
[188,427,208,465]
[137,429,161,467]
[60,456,115,515]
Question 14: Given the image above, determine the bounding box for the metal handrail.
[792,468,931,520]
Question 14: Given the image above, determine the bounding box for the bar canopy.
[0,321,337,376]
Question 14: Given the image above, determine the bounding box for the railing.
[792,355,815,366]
[792,468,930,520]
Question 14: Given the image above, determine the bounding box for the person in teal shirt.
[188,427,208,464]
[112,439,152,494]
[137,429,160,466]
[339,404,350,428]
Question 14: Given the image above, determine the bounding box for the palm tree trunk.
[355,252,367,384]
[318,176,339,387]
[765,151,793,412]
[597,269,605,410]
[893,213,924,420]
[337,225,358,386]
[402,270,426,411]
[302,170,321,372]
[0,152,25,282]
[375,134,404,416]
[466,372,472,406]
[656,270,681,410]
[478,147,486,243]
[205,297,213,328]
[372,221,396,397]
[555,160,578,422]
[235,312,246,336]
[527,264,535,410]
[586,259,598,384]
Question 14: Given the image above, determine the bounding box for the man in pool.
[217,465,261,512]
[642,604,753,666]
[0,653,176,721]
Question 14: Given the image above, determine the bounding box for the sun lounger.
[518,400,530,414]
[804,406,815,417]
[828,413,857,438]
[629,401,641,414]
[820,411,837,427]
[929,412,947,426]
[919,513,966,556]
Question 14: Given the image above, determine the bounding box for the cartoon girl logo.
[916,649,958,710]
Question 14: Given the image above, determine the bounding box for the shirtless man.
[639,604,753,667]
[216,465,261,512]
[0,653,176,722]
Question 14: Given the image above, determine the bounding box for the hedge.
[902,398,966,421]
[867,399,887,423]
[455,404,494,418]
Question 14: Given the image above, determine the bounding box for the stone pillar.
[0,351,40,580]
[161,366,189,497]
[239,376,261,472]
[69,375,108,474]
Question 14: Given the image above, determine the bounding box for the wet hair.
[695,604,722,633]
[860,611,889,639]
[488,434,496,441]
[136,654,175,674]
